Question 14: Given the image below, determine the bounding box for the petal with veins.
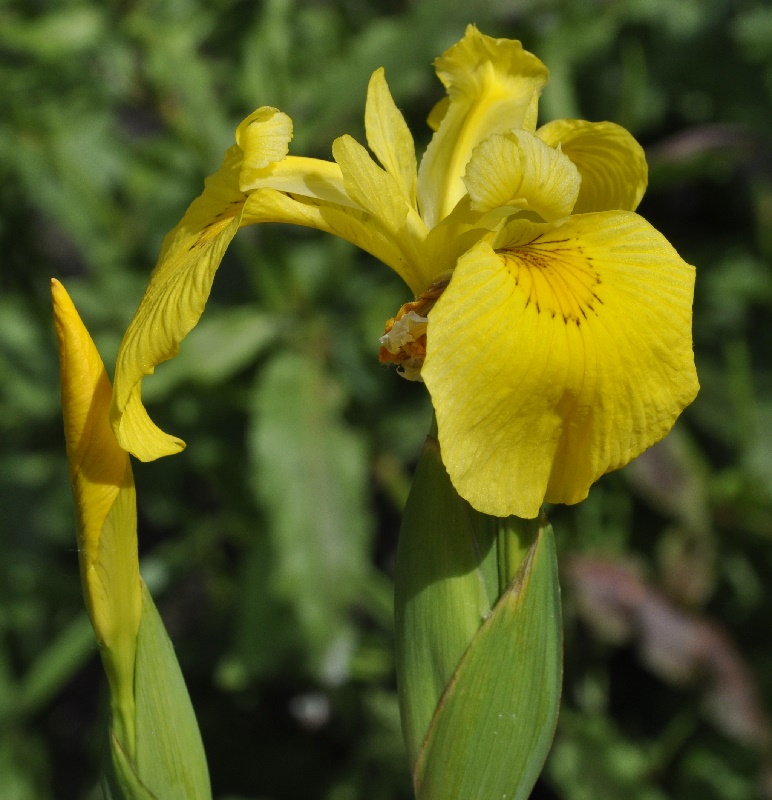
[417,25,549,228]
[422,212,698,518]
[464,130,580,220]
[111,146,245,460]
[366,68,418,208]
[537,119,648,213]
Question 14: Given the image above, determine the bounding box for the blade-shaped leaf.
[414,523,562,800]
[104,582,211,800]
[394,433,499,767]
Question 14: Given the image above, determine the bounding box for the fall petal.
[111,146,246,460]
[422,212,698,518]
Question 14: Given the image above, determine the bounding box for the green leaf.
[394,433,499,767]
[414,522,562,800]
[105,582,211,800]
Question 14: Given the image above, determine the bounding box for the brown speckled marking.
[499,238,602,324]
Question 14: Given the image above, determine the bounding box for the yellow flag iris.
[110,25,698,518]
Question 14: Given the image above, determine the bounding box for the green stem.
[496,515,542,596]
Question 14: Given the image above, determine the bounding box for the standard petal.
[537,119,648,213]
[111,146,246,460]
[365,68,418,207]
[464,130,580,220]
[422,212,698,518]
[417,25,549,228]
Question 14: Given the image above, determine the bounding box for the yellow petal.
[332,134,408,232]
[365,67,418,207]
[332,134,431,289]
[111,145,245,460]
[537,119,648,213]
[422,212,698,518]
[240,155,357,209]
[242,187,426,294]
[53,278,130,568]
[52,279,141,749]
[417,25,549,228]
[426,96,449,132]
[236,106,363,208]
[463,130,580,220]
[235,106,294,175]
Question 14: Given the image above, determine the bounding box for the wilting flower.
[110,25,698,518]
[52,279,142,751]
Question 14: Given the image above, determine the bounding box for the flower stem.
[497,514,542,595]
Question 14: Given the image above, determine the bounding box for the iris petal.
[240,156,356,209]
[422,212,698,518]
[537,119,648,213]
[365,68,418,208]
[333,134,408,232]
[236,107,294,176]
[111,145,246,460]
[242,188,423,293]
[464,130,580,220]
[417,25,549,228]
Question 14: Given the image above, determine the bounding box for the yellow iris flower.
[110,25,698,518]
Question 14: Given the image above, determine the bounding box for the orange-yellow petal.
[536,119,648,213]
[422,212,698,518]
[417,25,549,228]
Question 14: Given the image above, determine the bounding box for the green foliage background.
[1,0,771,797]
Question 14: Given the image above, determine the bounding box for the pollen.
[498,239,602,324]
[379,276,449,381]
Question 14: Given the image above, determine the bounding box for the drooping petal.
[537,119,648,213]
[422,212,698,518]
[464,130,580,220]
[417,25,549,228]
[111,145,246,460]
[365,67,418,208]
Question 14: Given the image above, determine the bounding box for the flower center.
[379,277,449,381]
[498,239,603,324]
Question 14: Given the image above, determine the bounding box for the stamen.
[379,276,449,381]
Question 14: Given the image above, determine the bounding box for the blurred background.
[2,0,771,797]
